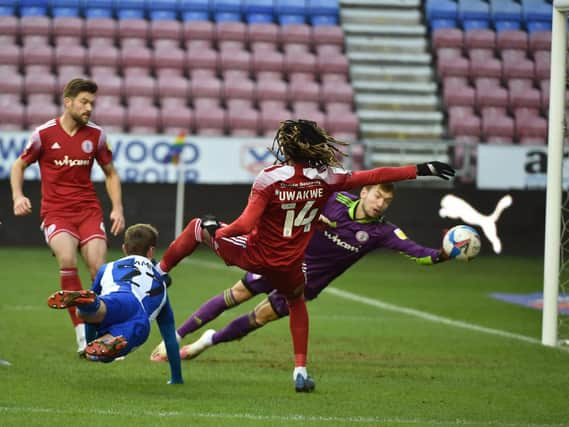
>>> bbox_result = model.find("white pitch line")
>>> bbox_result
[185,259,544,346]
[0,406,564,427]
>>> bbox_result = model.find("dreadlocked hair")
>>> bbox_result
[270,119,349,168]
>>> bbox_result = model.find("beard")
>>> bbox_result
[71,111,90,126]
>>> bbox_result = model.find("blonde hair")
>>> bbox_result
[270,119,349,168]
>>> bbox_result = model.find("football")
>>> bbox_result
[443,225,481,261]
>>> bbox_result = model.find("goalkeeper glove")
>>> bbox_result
[416,161,455,180]
[201,214,221,238]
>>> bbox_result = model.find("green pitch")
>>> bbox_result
[0,247,567,427]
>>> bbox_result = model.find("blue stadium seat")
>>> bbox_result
[51,0,81,17]
[180,0,209,21]
[148,0,178,20]
[425,0,457,26]
[0,0,16,15]
[20,0,49,16]
[244,0,274,23]
[307,0,339,26]
[430,19,458,30]
[213,0,242,22]
[458,0,490,31]
[85,0,114,19]
[275,0,306,25]
[490,0,522,32]
[522,1,552,32]
[116,0,146,20]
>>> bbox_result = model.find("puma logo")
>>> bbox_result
[439,194,513,254]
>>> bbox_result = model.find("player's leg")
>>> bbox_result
[46,225,86,352]
[179,292,285,360]
[77,211,107,280]
[150,276,259,362]
[156,218,205,274]
[268,266,315,393]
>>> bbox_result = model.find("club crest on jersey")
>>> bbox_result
[355,230,369,243]
[81,139,93,153]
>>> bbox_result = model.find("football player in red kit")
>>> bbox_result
[154,119,454,392]
[10,78,124,354]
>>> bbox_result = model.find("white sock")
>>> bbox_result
[75,324,86,351]
[293,366,308,380]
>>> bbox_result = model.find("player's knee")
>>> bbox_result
[231,281,253,303]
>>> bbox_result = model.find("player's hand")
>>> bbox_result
[109,208,125,236]
[13,195,32,216]
[416,161,455,180]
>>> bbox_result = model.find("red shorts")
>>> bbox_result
[41,209,106,247]
[215,235,305,297]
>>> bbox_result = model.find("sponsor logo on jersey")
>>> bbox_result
[394,228,408,240]
[51,142,61,149]
[277,187,324,202]
[81,140,93,153]
[355,230,369,243]
[324,230,359,253]
[53,155,90,167]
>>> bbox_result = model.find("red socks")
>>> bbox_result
[60,267,83,327]
[288,297,309,367]
[160,218,201,272]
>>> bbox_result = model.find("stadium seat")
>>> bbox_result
[0,44,20,68]
[307,0,339,26]
[509,84,541,111]
[223,76,255,103]
[0,72,23,97]
[437,56,470,79]
[93,74,123,97]
[120,45,152,69]
[219,48,251,74]
[252,49,284,78]
[128,104,161,134]
[280,23,312,47]
[212,0,243,22]
[153,46,186,74]
[475,83,508,111]
[256,79,288,103]
[186,47,219,73]
[116,0,146,20]
[124,75,156,103]
[0,15,18,38]
[216,21,248,50]
[244,0,274,24]
[190,76,222,105]
[118,18,149,41]
[248,22,279,47]
[458,0,490,30]
[443,83,475,108]
[288,79,320,104]
[490,0,522,32]
[324,110,359,141]
[194,105,227,135]
[522,0,552,32]
[466,48,494,61]
[0,103,25,130]
[26,102,59,129]
[312,25,344,47]
[502,56,535,80]
[496,30,528,51]
[52,16,83,43]
[516,113,547,144]
[55,44,86,67]
[449,111,481,139]
[20,15,51,37]
[320,80,354,106]
[148,0,179,21]
[157,74,189,100]
[96,94,121,108]
[183,20,215,49]
[482,114,514,143]
[93,105,126,133]
[425,0,458,25]
[20,0,49,17]
[316,52,349,76]
[528,31,551,52]
[275,0,307,25]
[284,50,316,77]
[533,50,550,81]
[259,105,292,136]
[228,106,260,136]
[88,44,119,73]
[432,28,464,50]
[464,29,495,50]
[469,56,502,80]
[22,44,54,68]
[150,19,182,43]
[85,18,116,46]
[161,105,194,134]
[293,102,324,124]
[180,0,210,21]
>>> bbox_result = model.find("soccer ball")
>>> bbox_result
[443,225,481,261]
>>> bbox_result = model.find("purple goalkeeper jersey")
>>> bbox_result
[243,191,442,304]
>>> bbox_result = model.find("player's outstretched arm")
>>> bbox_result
[10,158,32,216]
[416,161,455,180]
[157,298,183,384]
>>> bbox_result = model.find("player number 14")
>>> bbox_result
[281,201,318,237]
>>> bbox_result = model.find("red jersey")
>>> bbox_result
[20,118,112,217]
[216,163,417,269]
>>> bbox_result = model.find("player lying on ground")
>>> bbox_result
[152,119,454,392]
[47,223,183,384]
[150,182,452,365]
